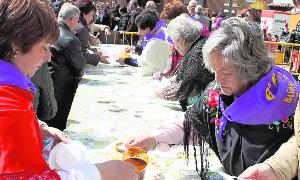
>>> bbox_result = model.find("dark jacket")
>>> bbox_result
[48,21,85,130]
[118,13,130,31]
[126,11,138,32]
[50,21,85,81]
[95,11,112,28]
[75,17,100,66]
[30,63,57,121]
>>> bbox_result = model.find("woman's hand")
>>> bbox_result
[238,163,278,180]
[152,71,164,80]
[96,160,139,180]
[40,125,70,145]
[95,51,110,64]
[104,28,110,36]
[124,45,135,53]
[125,136,156,152]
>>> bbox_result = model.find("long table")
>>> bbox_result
[67,44,229,179]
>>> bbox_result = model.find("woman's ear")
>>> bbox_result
[11,43,18,52]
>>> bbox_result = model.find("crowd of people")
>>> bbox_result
[1,0,300,179]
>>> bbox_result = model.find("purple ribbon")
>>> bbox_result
[217,66,300,141]
[142,25,172,49]
[0,60,36,93]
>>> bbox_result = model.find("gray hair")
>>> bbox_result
[202,17,273,84]
[195,5,203,14]
[96,2,105,9]
[58,3,80,20]
[167,14,203,43]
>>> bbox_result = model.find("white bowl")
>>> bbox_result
[48,140,89,170]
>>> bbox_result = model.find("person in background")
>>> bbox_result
[288,21,300,72]
[76,1,109,66]
[30,63,57,122]
[211,11,225,31]
[118,6,130,31]
[49,3,86,131]
[110,1,120,30]
[145,0,157,12]
[95,2,112,28]
[194,5,210,36]
[194,5,210,28]
[155,14,214,111]
[246,8,261,24]
[0,1,139,179]
[160,0,188,23]
[187,0,197,18]
[126,0,140,45]
[158,0,187,77]
[125,10,170,55]
[120,11,171,67]
[145,0,165,28]
[126,17,299,179]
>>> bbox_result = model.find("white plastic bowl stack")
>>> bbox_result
[48,140,89,171]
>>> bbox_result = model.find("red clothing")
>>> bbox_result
[0,85,59,179]
[169,46,183,76]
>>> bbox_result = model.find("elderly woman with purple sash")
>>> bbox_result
[126,17,300,179]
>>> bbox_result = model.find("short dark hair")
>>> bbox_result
[135,11,157,30]
[119,6,127,14]
[79,1,96,16]
[0,0,59,61]
[246,8,261,23]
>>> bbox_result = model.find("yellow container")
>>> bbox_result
[122,147,148,173]
[119,51,131,59]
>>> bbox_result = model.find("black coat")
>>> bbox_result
[126,11,138,32]
[48,21,85,130]
[118,13,130,31]
[50,21,85,80]
[95,12,112,28]
[75,21,100,66]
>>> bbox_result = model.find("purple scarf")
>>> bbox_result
[142,25,172,49]
[218,66,300,140]
[0,60,36,93]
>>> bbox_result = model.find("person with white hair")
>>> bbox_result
[187,0,197,18]
[125,17,299,179]
[155,14,214,111]
[145,0,157,12]
[194,5,210,29]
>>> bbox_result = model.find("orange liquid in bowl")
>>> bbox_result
[122,147,148,173]
[125,158,147,172]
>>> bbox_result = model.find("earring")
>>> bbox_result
[14,50,19,58]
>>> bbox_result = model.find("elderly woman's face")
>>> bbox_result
[210,51,247,97]
[12,39,51,77]
[173,38,187,56]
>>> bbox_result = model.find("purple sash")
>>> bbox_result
[218,66,300,140]
[0,60,36,93]
[142,26,172,49]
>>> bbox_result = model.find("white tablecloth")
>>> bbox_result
[67,45,229,179]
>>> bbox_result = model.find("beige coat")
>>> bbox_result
[264,101,300,179]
